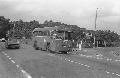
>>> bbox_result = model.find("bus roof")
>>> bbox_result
[33,26,72,32]
[33,27,57,32]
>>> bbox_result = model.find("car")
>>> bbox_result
[5,39,20,49]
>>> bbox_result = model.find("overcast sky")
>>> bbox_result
[0,0,120,34]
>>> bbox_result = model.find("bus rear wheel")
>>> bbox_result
[35,47,39,50]
[33,41,39,50]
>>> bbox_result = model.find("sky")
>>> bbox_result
[0,0,120,34]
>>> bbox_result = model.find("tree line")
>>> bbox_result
[0,16,120,47]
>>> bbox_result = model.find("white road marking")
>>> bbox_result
[4,53,7,55]
[96,57,100,60]
[7,56,10,58]
[55,53,120,78]
[106,71,110,74]
[65,54,120,78]
[64,58,67,60]
[82,55,86,57]
[2,51,32,78]
[68,60,71,61]
[8,57,12,60]
[97,57,103,60]
[117,74,120,77]
[81,64,84,66]
[106,71,120,77]
[115,59,120,62]
[3,52,7,55]
[80,54,83,56]
[65,58,120,78]
[87,55,92,58]
[112,72,115,75]
[87,65,90,68]
[116,73,120,76]
[106,58,110,61]
[16,65,20,68]
[41,76,46,78]
[21,70,32,78]
[84,65,89,67]
[75,62,78,64]
[11,60,15,63]
[108,58,112,61]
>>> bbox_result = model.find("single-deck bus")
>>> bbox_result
[32,26,74,54]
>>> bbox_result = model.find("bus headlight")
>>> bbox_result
[44,39,46,42]
[17,41,20,43]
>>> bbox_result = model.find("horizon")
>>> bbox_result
[0,0,120,34]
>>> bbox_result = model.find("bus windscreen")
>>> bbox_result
[33,31,50,36]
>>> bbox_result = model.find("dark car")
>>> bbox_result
[5,39,20,49]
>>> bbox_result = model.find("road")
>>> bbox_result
[2,44,95,78]
[0,43,120,78]
[0,45,29,78]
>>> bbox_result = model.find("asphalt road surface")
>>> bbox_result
[1,43,120,78]
[0,47,29,77]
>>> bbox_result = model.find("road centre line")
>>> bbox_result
[106,71,110,74]
[68,60,71,61]
[74,62,78,64]
[80,63,84,65]
[84,64,89,67]
[8,57,12,60]
[70,60,74,63]
[2,51,32,78]
[11,60,15,63]
[16,64,20,68]
[21,69,32,78]
[6,55,10,58]
[2,52,7,55]
[86,55,92,58]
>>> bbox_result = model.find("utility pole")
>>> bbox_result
[94,8,98,47]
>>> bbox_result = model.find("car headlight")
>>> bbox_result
[44,39,46,42]
[17,41,20,43]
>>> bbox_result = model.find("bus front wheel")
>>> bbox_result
[46,42,50,51]
[33,41,39,50]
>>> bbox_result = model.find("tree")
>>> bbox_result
[0,16,11,39]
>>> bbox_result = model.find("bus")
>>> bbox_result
[32,26,74,54]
